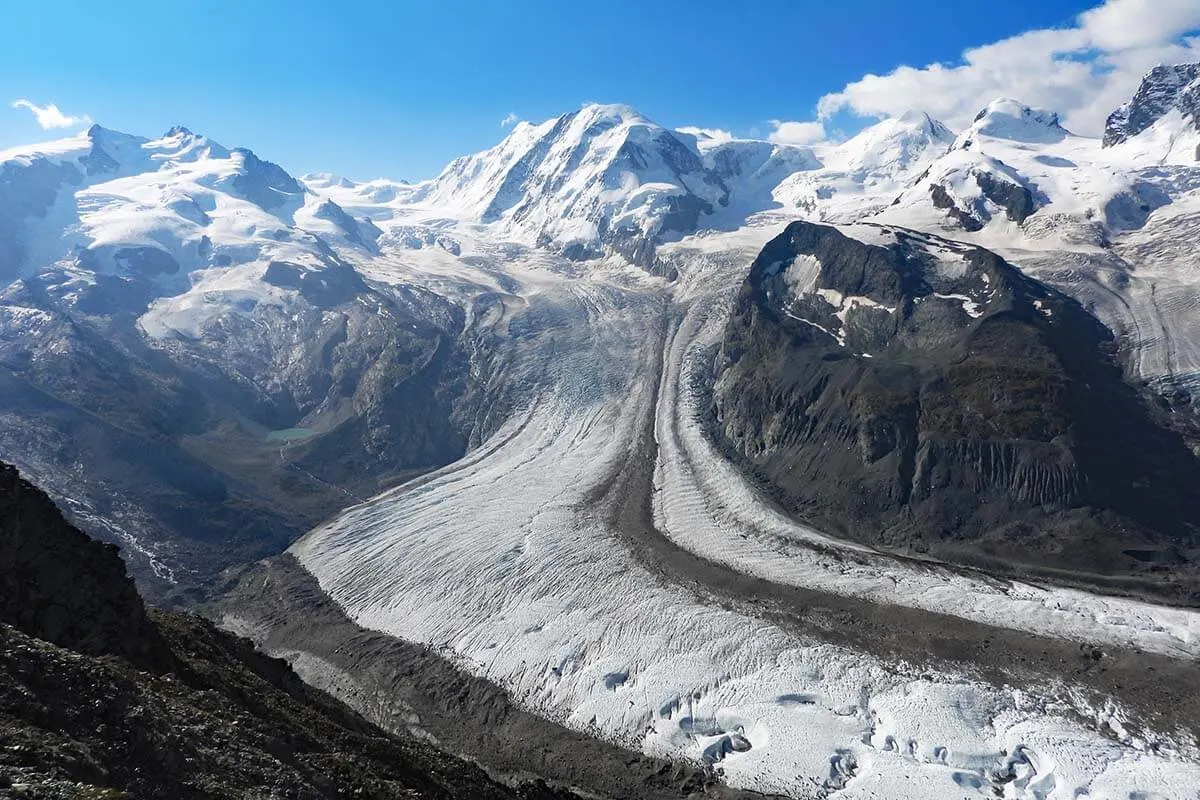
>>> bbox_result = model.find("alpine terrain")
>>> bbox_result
[4,62,1200,799]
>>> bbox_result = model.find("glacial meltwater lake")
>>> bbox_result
[265,427,316,443]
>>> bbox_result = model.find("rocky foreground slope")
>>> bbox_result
[710,221,1200,600]
[0,461,587,799]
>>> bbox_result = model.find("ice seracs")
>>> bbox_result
[694,136,820,223]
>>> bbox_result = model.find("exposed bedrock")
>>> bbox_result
[710,221,1200,600]
[0,462,168,668]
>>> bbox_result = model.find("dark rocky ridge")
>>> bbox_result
[918,156,1039,232]
[217,555,781,800]
[0,463,167,669]
[0,461,585,799]
[1104,63,1200,148]
[710,221,1200,601]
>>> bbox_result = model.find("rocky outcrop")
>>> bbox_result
[0,619,583,799]
[229,147,305,210]
[912,150,1040,231]
[1104,64,1200,147]
[973,169,1036,223]
[710,221,1200,599]
[0,463,167,668]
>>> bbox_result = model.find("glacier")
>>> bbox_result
[6,68,1200,797]
[292,219,1200,797]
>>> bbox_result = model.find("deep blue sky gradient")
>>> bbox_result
[0,0,1100,179]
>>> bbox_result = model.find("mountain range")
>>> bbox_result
[4,63,1200,798]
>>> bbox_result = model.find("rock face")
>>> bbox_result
[0,463,167,667]
[922,155,1038,232]
[711,221,1200,598]
[0,461,581,799]
[1104,64,1200,147]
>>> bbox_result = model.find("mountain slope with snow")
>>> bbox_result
[770,110,955,221]
[403,104,730,272]
[0,124,515,599]
[1104,63,1200,149]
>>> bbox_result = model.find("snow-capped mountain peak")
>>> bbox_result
[1104,63,1200,148]
[79,124,153,174]
[569,101,652,128]
[84,122,144,147]
[957,98,1069,146]
[832,110,955,174]
[0,119,336,341]
[895,108,940,126]
[145,125,231,162]
[769,111,954,221]
[410,102,728,269]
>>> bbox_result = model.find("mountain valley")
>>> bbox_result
[4,62,1200,798]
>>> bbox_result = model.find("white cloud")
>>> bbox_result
[1080,0,1200,51]
[500,112,519,127]
[767,119,827,146]
[676,125,734,142]
[816,0,1200,137]
[11,98,91,129]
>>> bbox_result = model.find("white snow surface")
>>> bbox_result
[0,124,344,339]
[771,111,955,222]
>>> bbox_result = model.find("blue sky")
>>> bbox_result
[2,0,1195,180]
